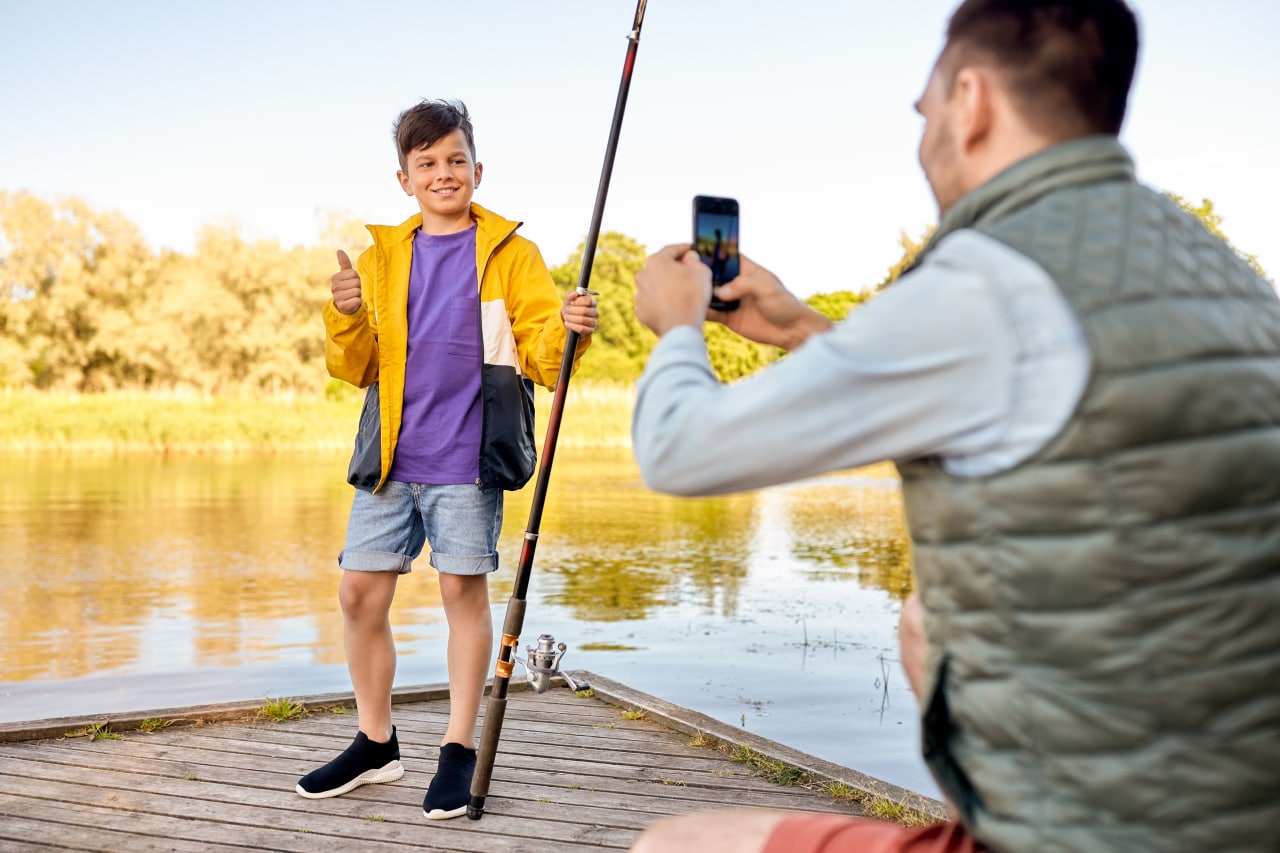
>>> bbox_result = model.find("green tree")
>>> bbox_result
[877,225,937,291]
[806,290,863,321]
[0,191,164,390]
[1165,192,1268,280]
[172,226,331,396]
[550,231,654,381]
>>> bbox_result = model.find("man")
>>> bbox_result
[629,1,1280,851]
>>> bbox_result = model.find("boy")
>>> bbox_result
[298,99,596,820]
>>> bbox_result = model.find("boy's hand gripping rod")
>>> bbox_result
[467,0,649,821]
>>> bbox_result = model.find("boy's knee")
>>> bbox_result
[438,571,488,599]
[338,571,396,619]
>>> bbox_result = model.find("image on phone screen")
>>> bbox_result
[693,196,739,286]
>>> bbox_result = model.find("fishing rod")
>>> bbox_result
[467,0,649,821]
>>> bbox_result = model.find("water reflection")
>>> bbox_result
[0,450,934,797]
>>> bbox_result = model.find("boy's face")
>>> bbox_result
[396,129,483,232]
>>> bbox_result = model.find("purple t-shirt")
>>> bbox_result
[386,225,483,485]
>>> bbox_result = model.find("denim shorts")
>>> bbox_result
[339,481,503,576]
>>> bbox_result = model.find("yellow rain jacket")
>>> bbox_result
[323,203,589,492]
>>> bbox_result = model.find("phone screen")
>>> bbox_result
[693,196,739,286]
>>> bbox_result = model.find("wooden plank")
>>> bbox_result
[576,670,948,821]
[0,681,517,745]
[0,771,635,851]
[5,736,833,816]
[0,804,253,852]
[0,674,942,850]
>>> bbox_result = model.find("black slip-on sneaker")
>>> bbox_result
[422,742,477,820]
[296,727,404,799]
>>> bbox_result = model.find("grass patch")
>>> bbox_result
[574,687,596,699]
[729,744,939,827]
[0,382,634,454]
[259,696,307,722]
[64,721,120,741]
[621,707,648,721]
[817,780,938,828]
[660,778,686,787]
[364,815,386,823]
[139,717,173,733]
[730,745,806,787]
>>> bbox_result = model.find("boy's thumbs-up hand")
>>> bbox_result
[331,250,362,315]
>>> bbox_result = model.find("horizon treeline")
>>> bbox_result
[0,191,865,397]
[0,189,1263,397]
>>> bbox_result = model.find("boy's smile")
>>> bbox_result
[397,129,482,234]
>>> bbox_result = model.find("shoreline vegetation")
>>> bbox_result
[0,381,635,454]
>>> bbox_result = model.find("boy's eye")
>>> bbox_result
[450,159,466,166]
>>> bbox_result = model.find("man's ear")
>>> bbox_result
[952,66,995,152]
[396,169,412,196]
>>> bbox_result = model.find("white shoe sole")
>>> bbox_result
[295,760,404,799]
[423,803,469,820]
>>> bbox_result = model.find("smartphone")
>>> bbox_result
[692,195,740,311]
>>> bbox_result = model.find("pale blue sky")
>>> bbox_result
[2,0,1276,296]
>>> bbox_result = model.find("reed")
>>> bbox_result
[0,382,635,454]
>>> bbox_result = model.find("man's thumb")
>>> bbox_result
[336,250,353,271]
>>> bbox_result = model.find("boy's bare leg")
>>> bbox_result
[898,591,927,702]
[437,572,493,748]
[339,569,399,742]
[631,810,786,853]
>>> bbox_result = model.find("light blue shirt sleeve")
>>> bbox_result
[632,230,1089,496]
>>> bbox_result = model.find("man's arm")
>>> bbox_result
[634,245,833,350]
[632,251,1018,496]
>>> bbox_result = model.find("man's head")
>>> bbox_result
[393,100,482,232]
[916,0,1139,215]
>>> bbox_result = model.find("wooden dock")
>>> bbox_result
[0,671,944,851]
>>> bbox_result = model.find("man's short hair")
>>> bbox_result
[393,99,476,171]
[942,0,1139,138]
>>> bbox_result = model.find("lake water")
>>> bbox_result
[0,449,938,798]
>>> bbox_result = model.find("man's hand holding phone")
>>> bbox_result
[706,254,833,351]
[634,244,711,337]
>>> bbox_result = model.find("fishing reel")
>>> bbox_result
[516,633,588,694]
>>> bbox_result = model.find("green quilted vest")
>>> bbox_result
[898,137,1280,852]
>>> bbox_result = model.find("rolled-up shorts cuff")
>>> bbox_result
[429,551,498,576]
[339,549,414,574]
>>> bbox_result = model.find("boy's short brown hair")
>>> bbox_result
[393,99,476,171]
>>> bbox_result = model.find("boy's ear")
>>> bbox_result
[396,169,412,196]
[473,161,483,189]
